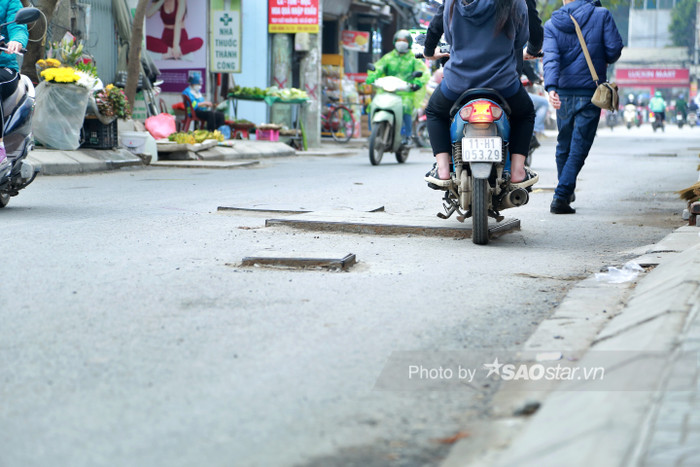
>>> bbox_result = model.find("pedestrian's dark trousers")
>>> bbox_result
[553,93,601,202]
[0,68,20,139]
[425,83,535,157]
[195,109,225,131]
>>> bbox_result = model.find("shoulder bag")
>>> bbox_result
[570,15,619,112]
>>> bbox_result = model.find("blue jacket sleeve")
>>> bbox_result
[542,23,560,92]
[602,10,623,64]
[6,0,28,47]
[514,1,529,51]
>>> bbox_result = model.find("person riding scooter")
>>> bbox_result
[366,30,429,146]
[648,90,667,126]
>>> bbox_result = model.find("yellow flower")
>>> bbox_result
[41,67,80,83]
[46,58,61,67]
[106,84,114,91]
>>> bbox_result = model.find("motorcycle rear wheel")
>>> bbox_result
[369,121,388,166]
[472,178,489,245]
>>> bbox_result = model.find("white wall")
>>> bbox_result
[231,3,270,125]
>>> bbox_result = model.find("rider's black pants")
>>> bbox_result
[0,68,19,139]
[426,83,535,157]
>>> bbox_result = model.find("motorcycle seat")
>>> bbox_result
[449,88,511,118]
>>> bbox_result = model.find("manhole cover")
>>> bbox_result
[239,253,357,271]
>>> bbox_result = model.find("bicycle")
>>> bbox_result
[321,97,356,143]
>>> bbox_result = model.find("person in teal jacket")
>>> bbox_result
[648,91,667,123]
[366,30,430,144]
[0,0,28,175]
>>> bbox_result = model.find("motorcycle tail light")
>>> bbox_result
[459,100,503,123]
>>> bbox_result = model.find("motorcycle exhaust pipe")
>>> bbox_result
[500,187,529,209]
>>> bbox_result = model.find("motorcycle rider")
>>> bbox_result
[366,30,430,146]
[648,90,667,124]
[675,93,688,122]
[0,0,28,179]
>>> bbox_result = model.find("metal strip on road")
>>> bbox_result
[239,253,357,271]
[264,211,520,239]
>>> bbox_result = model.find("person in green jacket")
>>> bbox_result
[674,94,688,121]
[366,30,430,144]
[648,91,667,123]
[0,0,28,175]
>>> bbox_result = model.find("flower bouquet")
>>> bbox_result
[94,84,131,120]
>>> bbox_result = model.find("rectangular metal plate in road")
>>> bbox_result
[151,160,261,169]
[218,205,385,215]
[264,211,520,239]
[239,253,357,271]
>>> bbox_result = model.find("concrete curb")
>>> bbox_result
[441,226,700,467]
[28,148,142,175]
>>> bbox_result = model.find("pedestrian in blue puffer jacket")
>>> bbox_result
[543,0,623,214]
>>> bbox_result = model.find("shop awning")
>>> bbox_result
[615,68,690,86]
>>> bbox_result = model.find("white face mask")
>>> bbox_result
[395,41,409,54]
[193,84,202,92]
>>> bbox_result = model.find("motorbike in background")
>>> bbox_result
[623,103,641,129]
[649,111,665,132]
[687,110,697,128]
[675,111,685,129]
[0,7,42,208]
[366,68,423,165]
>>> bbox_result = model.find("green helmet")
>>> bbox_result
[655,91,662,97]
[393,29,412,54]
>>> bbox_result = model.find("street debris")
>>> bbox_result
[513,400,541,416]
[434,431,470,444]
[595,261,644,283]
[535,352,563,362]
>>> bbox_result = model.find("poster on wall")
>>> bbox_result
[145,0,208,93]
[210,0,242,73]
[268,0,319,33]
[341,31,370,53]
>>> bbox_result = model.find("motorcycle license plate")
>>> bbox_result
[462,137,503,162]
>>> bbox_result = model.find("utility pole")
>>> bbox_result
[300,2,322,148]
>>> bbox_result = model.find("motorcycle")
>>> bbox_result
[649,111,664,132]
[675,111,685,129]
[367,68,423,165]
[432,88,531,245]
[0,7,42,208]
[623,103,638,129]
[605,110,618,130]
[687,111,697,128]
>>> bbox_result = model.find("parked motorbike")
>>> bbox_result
[432,89,530,245]
[366,68,423,165]
[649,111,664,132]
[0,7,42,208]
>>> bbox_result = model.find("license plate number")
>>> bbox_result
[462,137,503,162]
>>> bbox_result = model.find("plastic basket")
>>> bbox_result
[81,118,118,149]
[255,128,279,142]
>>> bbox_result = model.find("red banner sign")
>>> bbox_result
[615,68,690,86]
[269,0,319,33]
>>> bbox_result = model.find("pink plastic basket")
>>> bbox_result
[255,129,279,141]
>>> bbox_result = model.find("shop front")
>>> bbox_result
[615,68,691,103]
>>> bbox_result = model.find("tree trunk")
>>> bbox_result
[126,0,150,114]
[21,0,60,83]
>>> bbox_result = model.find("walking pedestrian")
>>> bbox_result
[543,0,623,214]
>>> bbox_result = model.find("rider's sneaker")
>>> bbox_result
[510,167,539,189]
[424,163,451,189]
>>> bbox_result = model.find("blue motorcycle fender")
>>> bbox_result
[470,162,493,179]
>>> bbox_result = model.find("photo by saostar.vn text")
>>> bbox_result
[407,358,605,383]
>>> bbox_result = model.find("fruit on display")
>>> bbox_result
[230,85,308,101]
[168,130,225,144]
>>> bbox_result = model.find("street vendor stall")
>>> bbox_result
[227,87,309,149]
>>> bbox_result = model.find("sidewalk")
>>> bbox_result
[27,138,361,176]
[441,223,700,466]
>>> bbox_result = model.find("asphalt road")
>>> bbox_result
[0,124,697,467]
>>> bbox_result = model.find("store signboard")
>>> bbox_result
[342,31,370,52]
[210,0,242,73]
[268,0,319,33]
[615,68,690,86]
